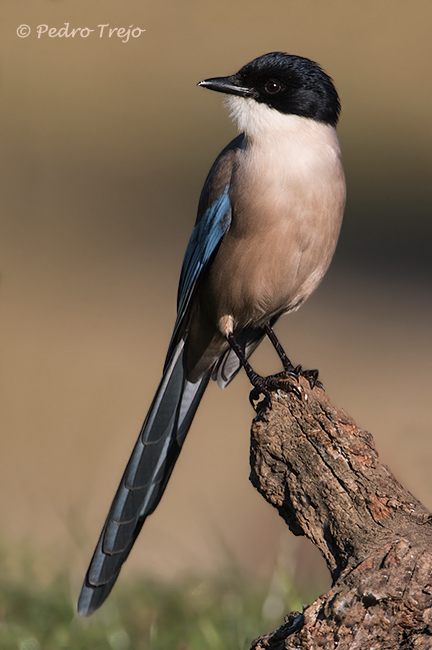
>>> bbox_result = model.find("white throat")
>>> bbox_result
[224,95,341,156]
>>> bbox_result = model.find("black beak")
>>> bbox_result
[198,75,255,98]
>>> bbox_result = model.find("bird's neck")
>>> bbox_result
[225,96,341,162]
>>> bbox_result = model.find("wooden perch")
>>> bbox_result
[249,377,432,650]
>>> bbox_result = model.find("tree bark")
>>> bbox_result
[249,377,432,650]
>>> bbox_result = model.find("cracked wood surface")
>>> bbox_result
[249,377,432,649]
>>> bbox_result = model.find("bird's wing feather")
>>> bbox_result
[176,183,232,329]
[165,135,244,364]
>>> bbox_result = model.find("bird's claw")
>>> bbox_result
[281,362,324,391]
[249,372,303,411]
[249,366,324,410]
[249,377,273,410]
[300,368,324,390]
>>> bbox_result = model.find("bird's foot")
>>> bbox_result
[289,365,324,390]
[249,371,303,411]
[278,359,324,391]
[249,368,323,411]
[300,368,323,390]
[247,372,273,410]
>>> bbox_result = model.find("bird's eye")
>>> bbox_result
[264,80,282,94]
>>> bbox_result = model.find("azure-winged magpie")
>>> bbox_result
[78,52,345,616]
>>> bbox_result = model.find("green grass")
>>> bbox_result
[0,544,306,650]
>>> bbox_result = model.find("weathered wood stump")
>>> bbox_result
[249,377,432,649]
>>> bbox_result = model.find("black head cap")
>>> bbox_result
[199,52,341,127]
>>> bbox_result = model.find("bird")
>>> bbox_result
[78,51,346,616]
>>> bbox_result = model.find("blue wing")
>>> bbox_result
[166,183,232,362]
[178,184,231,325]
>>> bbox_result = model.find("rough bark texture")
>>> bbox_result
[249,377,432,650]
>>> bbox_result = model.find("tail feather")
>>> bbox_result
[78,339,210,616]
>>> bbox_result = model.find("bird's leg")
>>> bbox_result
[264,323,323,390]
[226,333,272,406]
[226,332,301,409]
[263,323,301,376]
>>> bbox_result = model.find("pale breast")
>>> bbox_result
[203,119,346,330]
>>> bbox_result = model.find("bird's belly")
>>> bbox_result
[213,248,315,328]
[203,207,339,331]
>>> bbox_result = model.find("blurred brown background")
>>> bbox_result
[0,0,431,599]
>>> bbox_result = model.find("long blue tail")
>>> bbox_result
[78,339,210,616]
